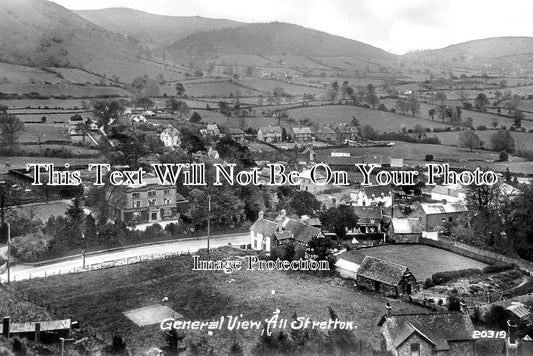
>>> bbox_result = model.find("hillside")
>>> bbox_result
[76,8,244,48]
[403,37,533,73]
[0,0,188,82]
[164,22,395,61]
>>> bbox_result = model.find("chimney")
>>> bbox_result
[385,302,392,317]
[3,317,10,338]
[508,320,519,344]
[278,209,287,232]
[442,199,447,205]
[258,211,264,220]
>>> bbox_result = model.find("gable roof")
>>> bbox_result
[280,218,322,244]
[380,313,475,351]
[250,219,278,236]
[259,126,282,134]
[363,185,392,197]
[419,202,468,215]
[357,256,412,286]
[353,206,382,220]
[291,127,313,135]
[316,127,336,134]
[391,218,423,234]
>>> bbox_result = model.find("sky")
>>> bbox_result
[50,0,533,54]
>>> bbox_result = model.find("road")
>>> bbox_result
[0,233,249,283]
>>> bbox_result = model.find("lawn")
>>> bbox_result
[12,247,424,354]
[356,245,488,281]
[12,201,74,222]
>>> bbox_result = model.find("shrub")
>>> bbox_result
[431,268,482,285]
[423,278,435,289]
[477,125,487,130]
[483,263,514,274]
[425,154,434,161]
[499,151,509,162]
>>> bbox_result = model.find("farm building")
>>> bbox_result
[430,184,467,203]
[356,256,416,297]
[378,312,475,356]
[1,316,73,343]
[351,206,383,235]
[315,126,336,141]
[388,218,423,243]
[408,202,468,232]
[334,251,365,280]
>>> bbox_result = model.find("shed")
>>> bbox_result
[356,256,416,297]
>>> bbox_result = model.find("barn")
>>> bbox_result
[356,256,417,297]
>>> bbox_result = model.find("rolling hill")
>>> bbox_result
[76,8,245,48]
[403,37,533,72]
[163,22,395,61]
[0,0,188,82]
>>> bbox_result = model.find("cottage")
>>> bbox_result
[299,168,329,194]
[335,124,359,142]
[257,126,282,143]
[356,256,416,297]
[351,185,393,207]
[408,202,468,232]
[249,210,324,252]
[351,206,382,234]
[388,218,423,243]
[378,312,475,356]
[229,128,246,143]
[206,124,220,136]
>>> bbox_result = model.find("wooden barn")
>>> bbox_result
[356,256,416,297]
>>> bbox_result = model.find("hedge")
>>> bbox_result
[431,268,482,285]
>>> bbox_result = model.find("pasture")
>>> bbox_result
[12,247,424,353]
[357,245,488,281]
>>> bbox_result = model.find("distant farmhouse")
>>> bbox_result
[159,125,181,148]
[257,126,282,143]
[290,127,314,143]
[351,185,393,207]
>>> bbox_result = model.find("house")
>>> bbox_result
[68,114,84,135]
[257,126,282,143]
[290,127,314,142]
[109,174,184,225]
[229,128,246,143]
[1,316,74,343]
[351,185,393,207]
[356,256,416,297]
[250,210,324,252]
[430,184,467,203]
[388,218,423,243]
[335,124,359,142]
[378,312,475,356]
[315,127,336,142]
[206,124,220,136]
[299,168,329,194]
[351,206,383,234]
[408,202,468,232]
[160,125,181,148]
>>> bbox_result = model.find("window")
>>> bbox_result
[132,200,141,208]
[163,197,172,205]
[449,217,453,222]
[132,192,140,199]
[163,209,172,217]
[164,189,171,195]
[132,212,141,220]
[148,190,156,197]
[410,343,420,356]
[148,199,157,207]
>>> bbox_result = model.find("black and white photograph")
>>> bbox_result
[0,0,533,355]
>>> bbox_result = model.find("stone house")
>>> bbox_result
[408,202,468,232]
[257,126,282,143]
[388,218,423,243]
[378,312,475,356]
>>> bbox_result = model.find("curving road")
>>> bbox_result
[0,233,250,283]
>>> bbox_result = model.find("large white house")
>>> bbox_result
[351,185,393,207]
[257,126,282,143]
[160,125,181,148]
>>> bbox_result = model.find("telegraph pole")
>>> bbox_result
[207,195,211,254]
[6,223,10,284]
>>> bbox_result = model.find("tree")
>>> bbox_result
[458,129,481,151]
[319,204,359,240]
[0,112,24,154]
[458,91,468,105]
[413,124,426,140]
[307,235,335,261]
[175,83,185,97]
[490,129,515,153]
[190,111,202,123]
[428,108,436,120]
[474,93,490,112]
[92,99,124,131]
[395,99,409,115]
[187,187,245,228]
[131,75,160,97]
[166,99,190,116]
[407,93,420,116]
[133,96,155,110]
[107,131,149,168]
[360,125,376,140]
[287,191,321,217]
[433,92,447,106]
[504,94,521,115]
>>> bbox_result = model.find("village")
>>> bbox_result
[0,0,533,355]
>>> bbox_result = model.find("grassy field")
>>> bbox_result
[0,83,131,97]
[434,130,533,151]
[12,247,424,354]
[12,201,73,222]
[283,105,450,132]
[237,78,327,97]
[356,245,488,281]
[19,123,70,142]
